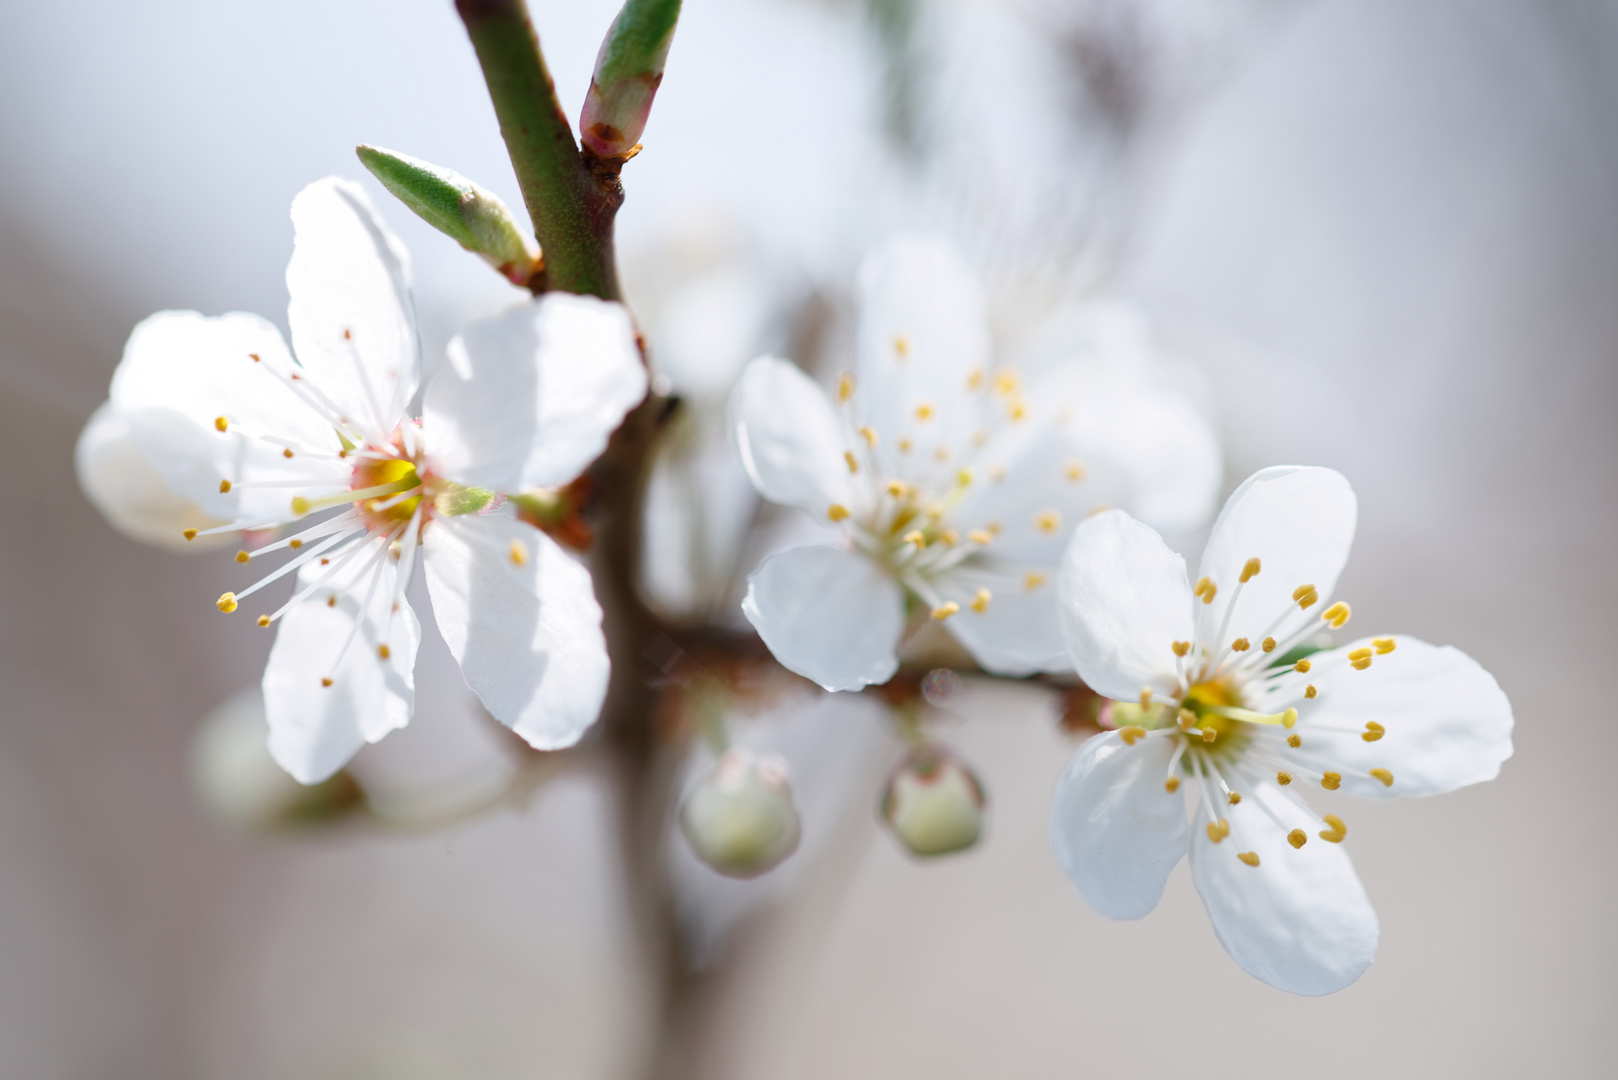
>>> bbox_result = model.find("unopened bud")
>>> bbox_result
[879,747,987,858]
[355,145,540,285]
[580,0,682,158]
[679,749,801,878]
[189,689,364,831]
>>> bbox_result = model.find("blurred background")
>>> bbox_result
[1,0,1615,1076]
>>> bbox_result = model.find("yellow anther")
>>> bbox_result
[1119,726,1148,746]
[326,595,336,607]
[1277,771,1293,786]
[1319,814,1347,843]
[320,677,333,688]
[966,368,984,391]
[1064,460,1087,482]
[924,503,944,522]
[1194,577,1218,603]
[1232,637,1251,652]
[1304,684,1317,699]
[1262,637,1276,653]
[1227,791,1242,806]
[827,503,851,522]
[931,601,960,621]
[1280,708,1298,729]
[219,479,232,494]
[509,539,528,567]
[886,480,909,498]
[1370,768,1394,787]
[971,429,989,447]
[215,592,238,614]
[933,446,950,462]
[898,438,913,454]
[1172,640,1191,657]
[956,468,974,488]
[235,550,250,564]
[837,372,855,402]
[1206,819,1230,843]
[282,448,295,459]
[1286,734,1301,749]
[1023,571,1047,591]
[914,402,935,421]
[859,426,878,448]
[940,529,959,546]
[182,528,199,541]
[967,529,993,545]
[987,521,1002,535]
[1321,601,1351,628]
[893,335,909,359]
[214,415,228,432]
[992,369,1020,396]
[1293,584,1319,609]
[1240,557,1262,583]
[1201,727,1218,744]
[1361,721,1385,743]
[902,530,926,548]
[290,496,311,516]
[1347,647,1374,671]
[989,466,1007,482]
[1287,829,1307,849]
[1034,509,1061,534]
[1165,777,1180,794]
[1139,688,1153,709]
[377,644,391,660]
[1373,637,1397,654]
[1008,399,1027,422]
[1177,708,1197,730]
[1237,851,1261,867]
[289,539,303,551]
[256,614,270,627]
[844,450,859,474]
[1320,772,1341,791]
[971,588,991,613]
[1294,658,1312,674]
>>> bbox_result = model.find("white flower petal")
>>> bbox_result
[74,402,230,550]
[729,356,856,518]
[286,178,420,435]
[263,541,420,784]
[1285,637,1513,799]
[741,544,903,692]
[107,310,343,519]
[1190,781,1379,995]
[1049,731,1189,920]
[1197,466,1357,649]
[853,236,989,476]
[426,294,647,492]
[1058,510,1192,701]
[423,517,609,750]
[937,562,1068,675]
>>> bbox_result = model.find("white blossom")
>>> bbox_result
[85,178,646,782]
[1050,465,1514,994]
[729,235,1220,691]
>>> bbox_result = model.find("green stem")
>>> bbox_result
[456,0,622,299]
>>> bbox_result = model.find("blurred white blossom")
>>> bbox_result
[1050,465,1514,994]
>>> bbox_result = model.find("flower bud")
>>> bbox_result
[879,747,987,858]
[679,749,801,878]
[580,0,681,158]
[190,689,364,831]
[355,145,540,284]
[75,402,230,551]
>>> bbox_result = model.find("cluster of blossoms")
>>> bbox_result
[76,183,1513,996]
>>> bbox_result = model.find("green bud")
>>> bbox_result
[581,0,681,158]
[879,747,987,858]
[355,145,540,284]
[680,750,801,878]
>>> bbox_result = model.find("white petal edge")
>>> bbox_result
[939,562,1069,676]
[1050,731,1190,920]
[286,177,420,437]
[426,294,647,492]
[263,542,421,784]
[1197,466,1357,649]
[741,544,903,692]
[423,516,609,750]
[1058,510,1193,702]
[1190,781,1379,996]
[1287,636,1513,799]
[74,402,231,550]
[729,356,856,517]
